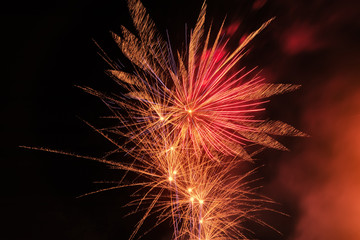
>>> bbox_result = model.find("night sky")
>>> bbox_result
[3,0,360,239]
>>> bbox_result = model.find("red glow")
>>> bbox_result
[200,47,226,64]
[252,0,267,10]
[239,33,249,45]
[223,21,241,36]
[282,23,322,55]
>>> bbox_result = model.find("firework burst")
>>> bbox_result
[87,0,306,161]
[27,0,306,239]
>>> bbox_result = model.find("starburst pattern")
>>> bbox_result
[30,0,307,239]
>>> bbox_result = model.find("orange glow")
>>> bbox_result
[271,79,360,240]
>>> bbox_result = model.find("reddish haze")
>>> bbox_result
[273,77,360,240]
[266,1,360,238]
[223,21,241,36]
[252,0,267,10]
[282,23,323,55]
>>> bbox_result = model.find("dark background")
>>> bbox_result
[3,0,360,239]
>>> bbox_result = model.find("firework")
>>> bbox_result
[26,0,306,239]
[87,0,306,161]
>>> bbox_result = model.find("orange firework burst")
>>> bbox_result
[85,0,306,161]
[26,0,306,239]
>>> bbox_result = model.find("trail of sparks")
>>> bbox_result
[31,0,307,239]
